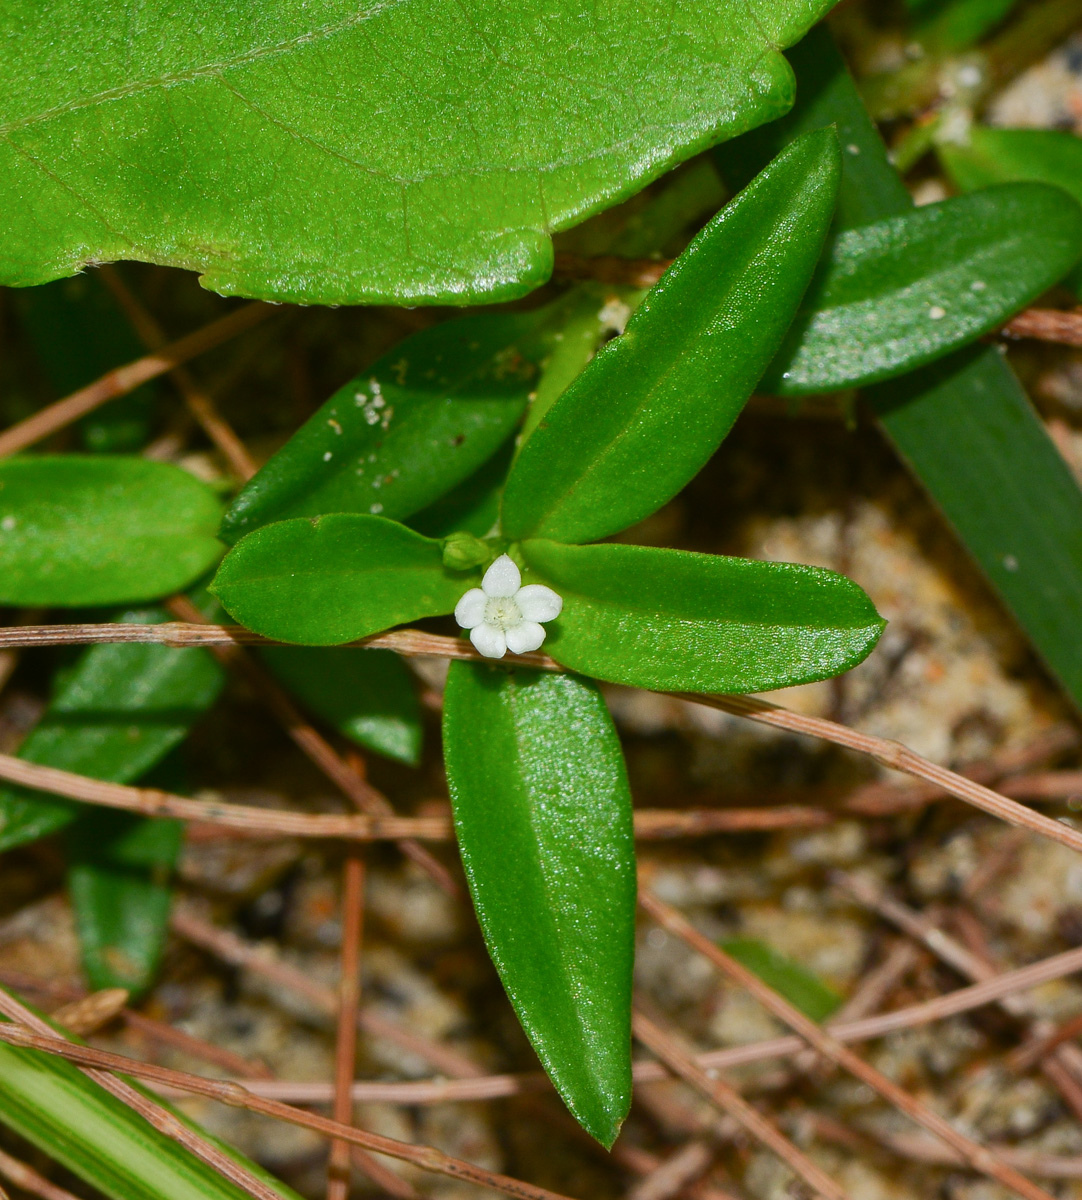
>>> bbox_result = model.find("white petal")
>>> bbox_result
[481,553,520,598]
[470,623,507,659]
[515,584,562,623]
[504,621,546,655]
[454,588,487,629]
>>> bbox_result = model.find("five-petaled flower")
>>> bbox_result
[454,554,562,659]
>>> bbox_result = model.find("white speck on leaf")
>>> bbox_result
[1,516,15,532]
[454,554,563,659]
[323,451,333,461]
[929,305,946,320]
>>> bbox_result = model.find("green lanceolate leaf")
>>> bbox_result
[0,457,223,606]
[67,811,183,993]
[0,0,834,305]
[522,540,884,694]
[261,646,422,766]
[221,306,564,544]
[761,182,1082,395]
[722,26,1082,712]
[0,609,225,851]
[938,125,1082,295]
[720,940,843,1021]
[0,1017,300,1200]
[212,514,471,644]
[443,663,635,1146]
[501,129,841,545]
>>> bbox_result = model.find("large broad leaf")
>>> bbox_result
[760,183,1082,396]
[0,0,836,305]
[67,811,183,993]
[221,305,566,544]
[938,126,1082,296]
[720,27,1082,712]
[0,457,222,606]
[261,646,422,766]
[522,540,884,694]
[0,1015,300,1200]
[443,663,635,1146]
[211,514,472,644]
[501,129,841,546]
[0,609,225,851]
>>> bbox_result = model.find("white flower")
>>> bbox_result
[454,554,562,659]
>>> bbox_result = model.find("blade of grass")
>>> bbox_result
[719,25,1082,713]
[0,987,300,1200]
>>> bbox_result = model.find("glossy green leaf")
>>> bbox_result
[501,130,841,545]
[67,811,182,993]
[938,125,1082,295]
[720,939,842,1022]
[261,646,422,766]
[0,1014,300,1200]
[762,184,1082,395]
[0,609,225,851]
[0,0,834,305]
[221,306,564,544]
[212,514,471,645]
[722,27,1082,712]
[0,457,223,606]
[522,540,884,694]
[443,663,634,1146]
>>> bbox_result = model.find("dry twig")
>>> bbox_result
[639,887,1056,1200]
[632,1010,849,1200]
[2,623,1081,861]
[166,595,459,895]
[0,1147,82,1200]
[0,303,273,457]
[98,266,258,479]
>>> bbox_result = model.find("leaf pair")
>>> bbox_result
[212,130,887,1147]
[214,130,885,695]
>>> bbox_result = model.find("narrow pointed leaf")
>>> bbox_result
[938,125,1082,295]
[720,940,842,1021]
[501,129,841,545]
[443,663,634,1146]
[0,1019,300,1200]
[522,540,884,694]
[0,609,225,851]
[761,183,1082,396]
[0,0,833,305]
[261,646,422,765]
[67,812,183,992]
[221,306,564,544]
[211,514,471,645]
[0,457,222,606]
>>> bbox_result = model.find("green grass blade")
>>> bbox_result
[0,1023,301,1200]
[720,26,1082,712]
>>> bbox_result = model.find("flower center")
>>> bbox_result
[484,595,522,630]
